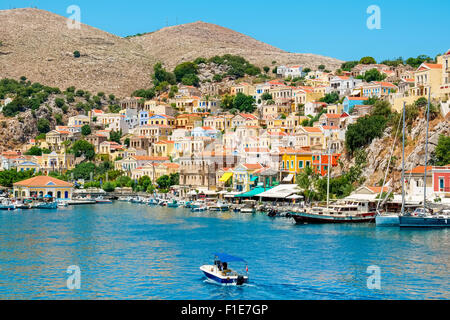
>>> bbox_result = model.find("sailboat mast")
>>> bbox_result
[423,90,431,211]
[401,102,406,215]
[327,140,331,211]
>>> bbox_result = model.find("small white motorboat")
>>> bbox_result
[208,201,230,212]
[200,253,249,286]
[95,196,112,204]
[191,205,207,212]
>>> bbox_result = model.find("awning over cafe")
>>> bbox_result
[219,172,233,183]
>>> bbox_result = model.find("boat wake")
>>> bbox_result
[202,278,254,287]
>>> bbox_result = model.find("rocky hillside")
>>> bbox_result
[0,8,342,97]
[0,8,155,96]
[340,113,450,192]
[129,21,343,70]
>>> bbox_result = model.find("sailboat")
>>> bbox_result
[376,102,405,226]
[292,144,376,224]
[399,92,450,228]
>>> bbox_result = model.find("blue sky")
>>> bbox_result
[2,0,449,62]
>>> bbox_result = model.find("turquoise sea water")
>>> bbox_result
[0,202,448,300]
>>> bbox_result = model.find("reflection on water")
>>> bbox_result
[0,202,449,300]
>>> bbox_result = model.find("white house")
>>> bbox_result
[327,76,363,96]
[277,65,303,78]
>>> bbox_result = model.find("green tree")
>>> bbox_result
[25,146,43,156]
[81,125,91,136]
[54,98,65,108]
[319,92,339,104]
[156,175,171,189]
[405,55,433,68]
[181,74,200,87]
[152,62,176,86]
[261,92,273,101]
[221,94,234,110]
[359,56,376,64]
[70,140,95,160]
[102,181,116,192]
[73,51,81,58]
[432,135,450,166]
[361,68,387,82]
[109,130,122,144]
[318,65,326,70]
[174,62,198,82]
[370,100,392,118]
[263,66,270,73]
[341,61,358,72]
[37,118,51,133]
[345,115,387,153]
[233,93,256,113]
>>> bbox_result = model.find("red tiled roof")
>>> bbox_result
[243,163,264,170]
[13,176,73,188]
[405,166,433,174]
[301,127,322,133]
[367,186,389,194]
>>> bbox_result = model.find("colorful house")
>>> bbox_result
[13,176,73,199]
[343,96,369,114]
[232,163,264,192]
[312,153,341,176]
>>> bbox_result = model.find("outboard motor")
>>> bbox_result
[236,275,245,286]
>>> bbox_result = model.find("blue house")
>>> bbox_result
[139,111,149,126]
[343,97,369,114]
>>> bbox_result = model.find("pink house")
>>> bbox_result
[432,165,450,197]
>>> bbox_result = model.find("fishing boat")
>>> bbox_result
[57,200,69,208]
[34,201,58,209]
[190,200,204,209]
[0,199,16,211]
[95,196,112,204]
[200,253,249,286]
[399,207,450,228]
[167,200,179,208]
[191,205,207,212]
[208,201,230,212]
[292,203,376,224]
[130,196,145,203]
[117,196,130,202]
[239,200,256,214]
[148,198,159,206]
[67,199,97,205]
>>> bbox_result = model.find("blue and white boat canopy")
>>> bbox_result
[214,253,246,263]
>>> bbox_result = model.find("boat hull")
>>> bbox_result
[0,206,15,211]
[376,215,399,226]
[399,216,450,228]
[34,202,58,209]
[200,266,248,285]
[292,212,376,224]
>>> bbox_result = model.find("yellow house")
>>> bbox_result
[152,140,175,157]
[16,161,40,173]
[33,152,75,174]
[439,50,450,100]
[148,114,176,127]
[279,147,314,183]
[411,62,442,97]
[230,83,256,97]
[13,176,74,199]
[326,104,343,114]
[295,127,325,148]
